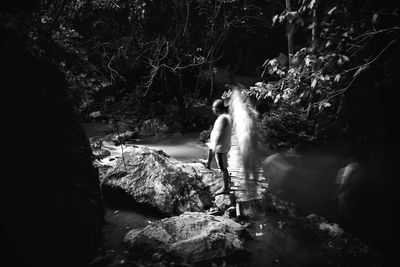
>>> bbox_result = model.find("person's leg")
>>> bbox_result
[206,149,214,168]
[215,153,231,195]
[200,149,214,169]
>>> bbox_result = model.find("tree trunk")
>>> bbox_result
[286,0,294,65]
[209,58,215,99]
[176,73,186,115]
[312,0,325,52]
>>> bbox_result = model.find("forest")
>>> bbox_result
[2,0,400,147]
[1,0,399,267]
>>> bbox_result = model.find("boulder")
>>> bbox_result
[185,163,224,193]
[214,194,234,210]
[124,212,250,264]
[100,146,213,216]
[93,148,111,160]
[2,30,104,267]
[111,130,137,145]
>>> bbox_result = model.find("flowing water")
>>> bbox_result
[84,122,353,263]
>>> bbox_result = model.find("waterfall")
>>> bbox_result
[229,88,260,181]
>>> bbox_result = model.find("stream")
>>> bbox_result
[84,122,360,265]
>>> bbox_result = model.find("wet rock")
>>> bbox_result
[90,136,105,149]
[93,148,111,160]
[214,194,234,210]
[223,206,237,219]
[186,162,224,193]
[124,212,250,264]
[100,147,213,216]
[112,130,138,145]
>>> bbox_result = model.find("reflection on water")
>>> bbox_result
[84,122,349,220]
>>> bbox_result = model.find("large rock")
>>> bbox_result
[124,212,250,264]
[2,29,104,267]
[100,146,213,215]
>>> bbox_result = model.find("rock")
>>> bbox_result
[2,30,104,267]
[93,148,111,160]
[186,162,223,193]
[89,136,105,149]
[112,130,137,145]
[223,206,237,219]
[214,194,234,210]
[101,146,213,216]
[124,212,250,264]
[89,111,103,119]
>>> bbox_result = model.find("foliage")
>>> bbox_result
[3,0,399,144]
[243,0,400,149]
[199,127,212,144]
[260,107,315,150]
[32,0,273,128]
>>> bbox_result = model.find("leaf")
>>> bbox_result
[272,15,279,24]
[353,65,368,78]
[325,41,332,48]
[101,81,112,87]
[311,79,317,88]
[309,0,317,9]
[305,56,312,66]
[342,55,350,62]
[327,6,337,16]
[334,74,341,82]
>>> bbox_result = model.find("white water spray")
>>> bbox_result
[229,88,260,181]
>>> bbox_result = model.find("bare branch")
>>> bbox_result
[107,55,123,82]
[340,37,399,75]
[182,0,190,36]
[311,37,399,107]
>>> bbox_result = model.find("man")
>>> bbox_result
[201,99,232,195]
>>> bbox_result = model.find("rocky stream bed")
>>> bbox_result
[88,140,383,267]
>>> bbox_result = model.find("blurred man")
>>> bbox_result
[201,99,232,195]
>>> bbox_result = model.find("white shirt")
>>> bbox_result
[208,113,232,153]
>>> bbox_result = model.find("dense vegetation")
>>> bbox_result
[1,0,399,148]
